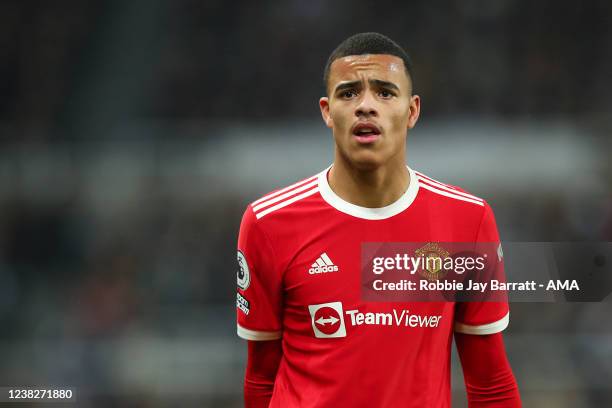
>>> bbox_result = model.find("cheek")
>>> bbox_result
[389,106,411,130]
[330,108,351,131]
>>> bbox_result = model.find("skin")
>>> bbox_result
[319,54,420,208]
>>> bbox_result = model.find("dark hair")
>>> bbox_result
[323,32,414,92]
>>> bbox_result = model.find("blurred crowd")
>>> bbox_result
[1,0,611,142]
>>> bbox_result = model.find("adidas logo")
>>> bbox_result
[309,253,339,274]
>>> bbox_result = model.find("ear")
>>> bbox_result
[319,97,333,129]
[407,94,421,130]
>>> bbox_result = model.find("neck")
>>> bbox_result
[328,152,410,208]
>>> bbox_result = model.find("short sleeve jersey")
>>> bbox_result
[236,166,509,408]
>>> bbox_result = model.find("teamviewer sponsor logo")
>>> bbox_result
[308,302,346,338]
[309,302,442,338]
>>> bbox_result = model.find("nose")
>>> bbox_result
[355,90,378,118]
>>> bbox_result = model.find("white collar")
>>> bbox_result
[317,164,420,220]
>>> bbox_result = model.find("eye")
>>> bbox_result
[379,89,395,98]
[340,90,357,99]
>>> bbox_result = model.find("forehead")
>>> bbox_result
[328,54,409,87]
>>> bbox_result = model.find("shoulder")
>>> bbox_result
[414,169,489,211]
[246,171,322,221]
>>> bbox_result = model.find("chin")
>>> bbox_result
[344,150,386,171]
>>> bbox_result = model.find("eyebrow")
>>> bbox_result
[334,79,400,93]
[370,79,400,91]
[334,81,361,93]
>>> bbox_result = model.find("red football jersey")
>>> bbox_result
[236,166,509,408]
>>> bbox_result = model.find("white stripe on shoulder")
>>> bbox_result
[253,179,318,212]
[255,187,319,219]
[237,324,281,341]
[415,171,459,190]
[417,177,484,201]
[415,171,483,201]
[419,183,484,206]
[454,312,509,335]
[415,171,482,200]
[252,174,318,206]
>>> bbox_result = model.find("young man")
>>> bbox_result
[236,32,521,407]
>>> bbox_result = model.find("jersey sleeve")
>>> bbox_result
[454,202,510,335]
[236,205,283,341]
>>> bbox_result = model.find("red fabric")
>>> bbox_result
[455,332,521,407]
[237,167,510,407]
[244,339,283,408]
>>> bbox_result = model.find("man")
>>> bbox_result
[236,32,520,407]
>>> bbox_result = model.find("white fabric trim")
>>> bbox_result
[255,187,319,219]
[454,312,510,335]
[419,182,484,207]
[237,324,282,341]
[253,179,318,212]
[317,165,420,220]
[415,171,460,190]
[416,176,483,202]
[252,174,318,206]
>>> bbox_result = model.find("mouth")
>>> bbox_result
[352,122,381,144]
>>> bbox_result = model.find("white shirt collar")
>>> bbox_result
[317,164,420,220]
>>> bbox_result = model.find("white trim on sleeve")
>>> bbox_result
[454,312,509,335]
[237,324,282,341]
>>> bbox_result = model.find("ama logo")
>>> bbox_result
[308,302,346,338]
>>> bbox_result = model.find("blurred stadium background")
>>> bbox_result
[0,0,611,406]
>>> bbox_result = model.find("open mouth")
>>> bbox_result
[352,122,381,144]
